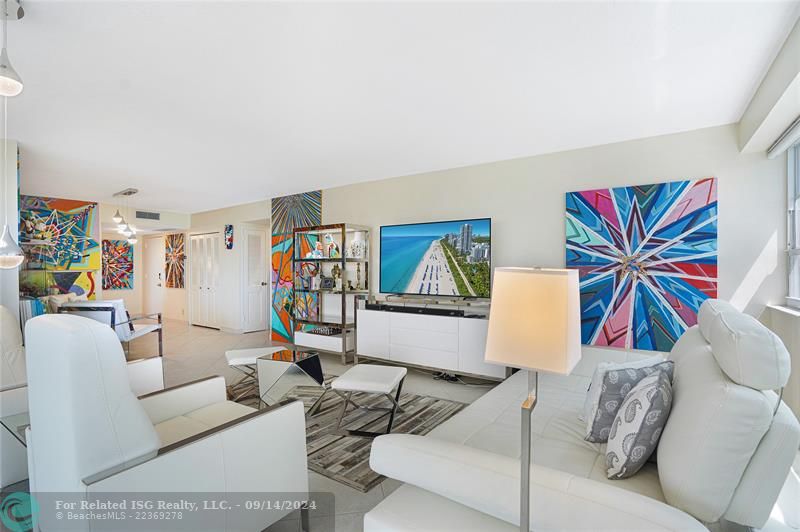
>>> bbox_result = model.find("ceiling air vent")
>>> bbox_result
[135,210,161,221]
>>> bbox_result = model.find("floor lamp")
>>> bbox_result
[484,267,582,532]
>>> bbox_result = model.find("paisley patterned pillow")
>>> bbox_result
[584,359,674,443]
[606,371,673,480]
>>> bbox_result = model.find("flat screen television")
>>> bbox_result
[380,218,491,298]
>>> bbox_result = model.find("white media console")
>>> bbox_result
[355,307,505,380]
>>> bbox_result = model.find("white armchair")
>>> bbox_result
[0,305,28,488]
[58,299,164,395]
[25,314,310,532]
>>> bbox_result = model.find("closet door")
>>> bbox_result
[206,234,220,328]
[190,235,204,326]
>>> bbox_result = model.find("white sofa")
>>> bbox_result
[25,314,310,531]
[367,300,800,531]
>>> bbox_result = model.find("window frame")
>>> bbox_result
[787,144,800,309]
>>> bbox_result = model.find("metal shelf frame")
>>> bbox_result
[291,223,370,364]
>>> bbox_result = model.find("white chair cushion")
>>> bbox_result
[708,309,790,390]
[0,305,26,388]
[332,364,407,394]
[129,323,161,341]
[154,401,254,447]
[225,347,287,367]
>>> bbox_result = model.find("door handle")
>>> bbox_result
[261,282,267,286]
[156,283,162,287]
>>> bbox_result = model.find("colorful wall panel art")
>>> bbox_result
[102,239,134,290]
[225,224,234,250]
[271,190,322,342]
[165,233,186,288]
[19,195,100,271]
[19,270,97,300]
[566,178,717,352]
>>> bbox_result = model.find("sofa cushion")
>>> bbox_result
[584,357,673,442]
[657,326,776,523]
[707,309,790,390]
[697,298,737,342]
[606,371,672,479]
[154,401,255,447]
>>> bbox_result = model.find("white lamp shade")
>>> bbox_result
[0,48,22,97]
[484,267,581,375]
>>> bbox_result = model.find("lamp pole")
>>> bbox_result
[520,369,538,532]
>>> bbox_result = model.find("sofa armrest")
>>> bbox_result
[0,383,28,416]
[370,434,706,532]
[138,376,226,424]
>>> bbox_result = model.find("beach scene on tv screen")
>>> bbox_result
[380,219,491,297]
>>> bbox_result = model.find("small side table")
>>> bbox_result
[257,347,325,410]
[1,411,29,447]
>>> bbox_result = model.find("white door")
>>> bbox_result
[243,227,268,332]
[189,233,220,328]
[143,236,165,315]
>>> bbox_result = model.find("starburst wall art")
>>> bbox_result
[566,178,717,351]
[102,239,134,290]
[165,233,186,288]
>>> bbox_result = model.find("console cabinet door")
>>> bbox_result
[356,310,390,359]
[458,318,506,379]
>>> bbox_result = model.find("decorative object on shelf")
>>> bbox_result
[164,233,185,288]
[320,276,335,290]
[307,241,324,259]
[332,263,342,290]
[347,280,355,291]
[307,326,342,336]
[271,190,323,343]
[484,267,582,532]
[346,233,366,259]
[101,239,134,290]
[566,178,718,351]
[356,263,362,290]
[224,224,234,250]
[19,195,100,271]
[300,262,318,290]
[324,233,340,258]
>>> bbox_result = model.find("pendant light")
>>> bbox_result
[112,209,123,224]
[0,95,22,268]
[0,1,21,97]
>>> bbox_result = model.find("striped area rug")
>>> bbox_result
[283,384,466,492]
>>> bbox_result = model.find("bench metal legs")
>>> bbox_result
[333,378,405,438]
[228,364,259,402]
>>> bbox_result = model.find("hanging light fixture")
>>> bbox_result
[0,1,22,97]
[0,0,22,268]
[112,209,123,224]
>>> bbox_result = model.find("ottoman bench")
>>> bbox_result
[330,364,407,437]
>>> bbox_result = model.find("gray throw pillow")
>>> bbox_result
[584,360,674,443]
[606,371,673,479]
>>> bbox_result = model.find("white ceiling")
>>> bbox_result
[9,1,800,213]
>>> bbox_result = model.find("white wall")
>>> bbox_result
[323,124,786,317]
[153,200,269,330]
[0,141,19,321]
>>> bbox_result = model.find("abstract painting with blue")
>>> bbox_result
[380,218,491,297]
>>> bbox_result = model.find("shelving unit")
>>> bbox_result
[291,223,370,364]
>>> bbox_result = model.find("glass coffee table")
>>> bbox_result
[1,411,30,447]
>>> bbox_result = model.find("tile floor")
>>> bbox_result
[127,319,498,532]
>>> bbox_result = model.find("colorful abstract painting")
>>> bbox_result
[165,233,186,288]
[271,191,322,342]
[19,270,97,300]
[18,195,100,271]
[102,239,134,290]
[225,224,234,250]
[566,178,717,352]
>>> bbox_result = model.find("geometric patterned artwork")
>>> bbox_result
[165,233,186,289]
[102,239,134,290]
[271,190,322,342]
[566,178,718,352]
[225,224,234,250]
[19,270,97,300]
[18,195,100,271]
